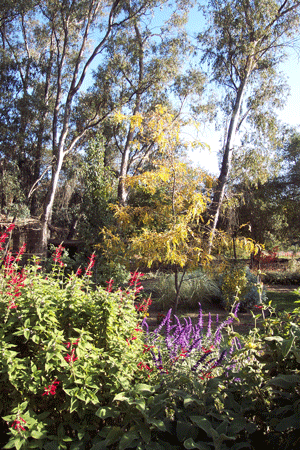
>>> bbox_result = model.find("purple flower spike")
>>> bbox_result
[213,349,227,368]
[207,312,212,337]
[153,308,172,337]
[233,302,240,317]
[191,351,212,372]
[141,317,149,334]
[198,303,203,330]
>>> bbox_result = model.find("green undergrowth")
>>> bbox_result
[2,227,300,450]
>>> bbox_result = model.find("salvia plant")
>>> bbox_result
[0,225,151,449]
[141,303,242,383]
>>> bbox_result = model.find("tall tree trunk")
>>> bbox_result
[39,152,64,259]
[207,77,249,254]
[117,22,143,205]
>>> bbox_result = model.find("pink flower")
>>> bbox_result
[8,300,17,309]
[15,243,26,262]
[64,339,79,349]
[42,379,60,396]
[0,232,8,243]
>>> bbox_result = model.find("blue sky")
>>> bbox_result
[152,4,300,174]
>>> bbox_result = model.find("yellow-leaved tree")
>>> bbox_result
[101,105,258,312]
[102,155,214,312]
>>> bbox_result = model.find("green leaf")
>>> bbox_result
[69,397,79,413]
[14,439,23,450]
[190,416,218,439]
[119,430,139,450]
[268,374,300,389]
[292,347,300,363]
[32,334,40,344]
[281,336,295,358]
[113,392,129,402]
[3,440,17,449]
[176,420,197,442]
[134,383,155,394]
[31,430,46,439]
[104,427,123,446]
[184,438,210,450]
[134,397,146,411]
[43,441,60,450]
[95,407,120,419]
[138,422,151,444]
[276,413,300,431]
[147,418,166,431]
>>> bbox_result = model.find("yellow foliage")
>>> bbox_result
[101,154,219,270]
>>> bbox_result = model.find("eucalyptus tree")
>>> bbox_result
[84,8,199,205]
[197,0,300,253]
[1,0,184,256]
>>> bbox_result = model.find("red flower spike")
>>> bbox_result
[15,243,26,262]
[53,244,65,267]
[8,301,17,309]
[11,416,26,432]
[42,379,60,396]
[64,349,78,363]
[85,253,96,276]
[7,223,16,233]
[143,345,155,354]
[106,278,114,292]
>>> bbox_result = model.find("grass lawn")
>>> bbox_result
[266,288,300,313]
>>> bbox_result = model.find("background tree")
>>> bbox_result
[1,0,180,255]
[85,12,202,205]
[197,0,300,253]
[220,128,300,252]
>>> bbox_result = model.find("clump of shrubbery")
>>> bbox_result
[1,224,300,450]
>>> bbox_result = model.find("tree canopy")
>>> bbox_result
[0,0,299,264]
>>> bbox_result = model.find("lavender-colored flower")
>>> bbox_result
[197,303,203,328]
[141,316,149,334]
[206,312,212,337]
[143,303,241,379]
[233,302,240,317]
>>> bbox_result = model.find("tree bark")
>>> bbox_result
[207,76,249,254]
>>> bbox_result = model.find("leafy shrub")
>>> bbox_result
[0,226,149,449]
[216,264,267,310]
[3,223,300,450]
